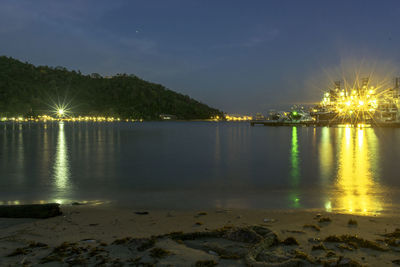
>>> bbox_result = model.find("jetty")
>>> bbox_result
[250,120,400,127]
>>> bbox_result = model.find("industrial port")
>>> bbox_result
[252,77,400,127]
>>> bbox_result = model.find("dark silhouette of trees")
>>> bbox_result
[0,56,223,120]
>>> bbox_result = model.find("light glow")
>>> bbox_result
[317,76,400,124]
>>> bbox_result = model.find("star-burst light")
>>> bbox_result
[318,74,399,124]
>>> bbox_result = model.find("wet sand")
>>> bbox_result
[1,205,400,266]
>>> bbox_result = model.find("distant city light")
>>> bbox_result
[57,109,65,117]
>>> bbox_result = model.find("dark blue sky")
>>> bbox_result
[1,0,400,113]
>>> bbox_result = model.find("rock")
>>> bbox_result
[195,260,218,267]
[7,247,27,257]
[149,247,172,259]
[281,237,299,246]
[0,203,62,218]
[326,250,336,257]
[134,211,149,215]
[129,238,156,251]
[65,255,86,265]
[348,219,358,226]
[224,227,262,243]
[251,226,275,238]
[393,259,400,265]
[303,224,320,231]
[81,239,97,243]
[263,218,276,223]
[256,251,291,263]
[324,234,388,251]
[318,217,332,223]
[208,250,218,255]
[384,228,400,238]
[311,244,326,251]
[338,257,363,267]
[28,241,48,248]
[308,237,322,244]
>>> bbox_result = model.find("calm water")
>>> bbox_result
[1,121,400,215]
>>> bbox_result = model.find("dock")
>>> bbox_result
[250,120,400,127]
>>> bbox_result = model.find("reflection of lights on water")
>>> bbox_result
[52,199,108,205]
[319,127,333,185]
[325,201,332,212]
[291,127,299,181]
[0,200,21,205]
[53,199,64,204]
[290,127,300,208]
[330,127,381,215]
[54,122,70,190]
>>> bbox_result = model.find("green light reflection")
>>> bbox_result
[289,126,300,208]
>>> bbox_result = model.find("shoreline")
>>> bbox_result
[1,205,400,266]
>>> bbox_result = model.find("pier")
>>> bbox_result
[250,120,400,127]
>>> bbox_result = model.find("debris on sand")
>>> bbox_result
[134,211,149,215]
[311,243,326,251]
[348,219,358,226]
[318,217,332,223]
[263,218,276,223]
[281,236,299,246]
[195,260,218,267]
[1,225,388,266]
[149,247,172,259]
[303,224,321,231]
[324,234,388,251]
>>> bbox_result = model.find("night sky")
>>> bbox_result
[1,0,400,114]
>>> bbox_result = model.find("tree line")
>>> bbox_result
[0,56,224,120]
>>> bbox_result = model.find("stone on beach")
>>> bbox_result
[0,203,62,219]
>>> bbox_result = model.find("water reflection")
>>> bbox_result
[16,124,25,184]
[53,122,70,191]
[319,127,333,185]
[289,127,300,207]
[0,122,394,211]
[327,126,382,215]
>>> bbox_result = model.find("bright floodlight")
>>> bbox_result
[57,109,65,116]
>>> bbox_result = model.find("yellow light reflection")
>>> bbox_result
[331,127,381,215]
[54,122,70,190]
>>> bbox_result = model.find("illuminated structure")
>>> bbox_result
[225,114,252,121]
[57,109,65,117]
[313,77,400,124]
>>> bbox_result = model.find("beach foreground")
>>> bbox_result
[1,205,400,266]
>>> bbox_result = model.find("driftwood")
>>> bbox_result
[0,203,62,218]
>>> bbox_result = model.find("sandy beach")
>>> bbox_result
[1,204,400,266]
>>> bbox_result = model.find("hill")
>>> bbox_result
[0,56,223,120]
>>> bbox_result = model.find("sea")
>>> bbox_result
[1,121,400,215]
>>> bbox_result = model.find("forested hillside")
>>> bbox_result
[0,56,223,120]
